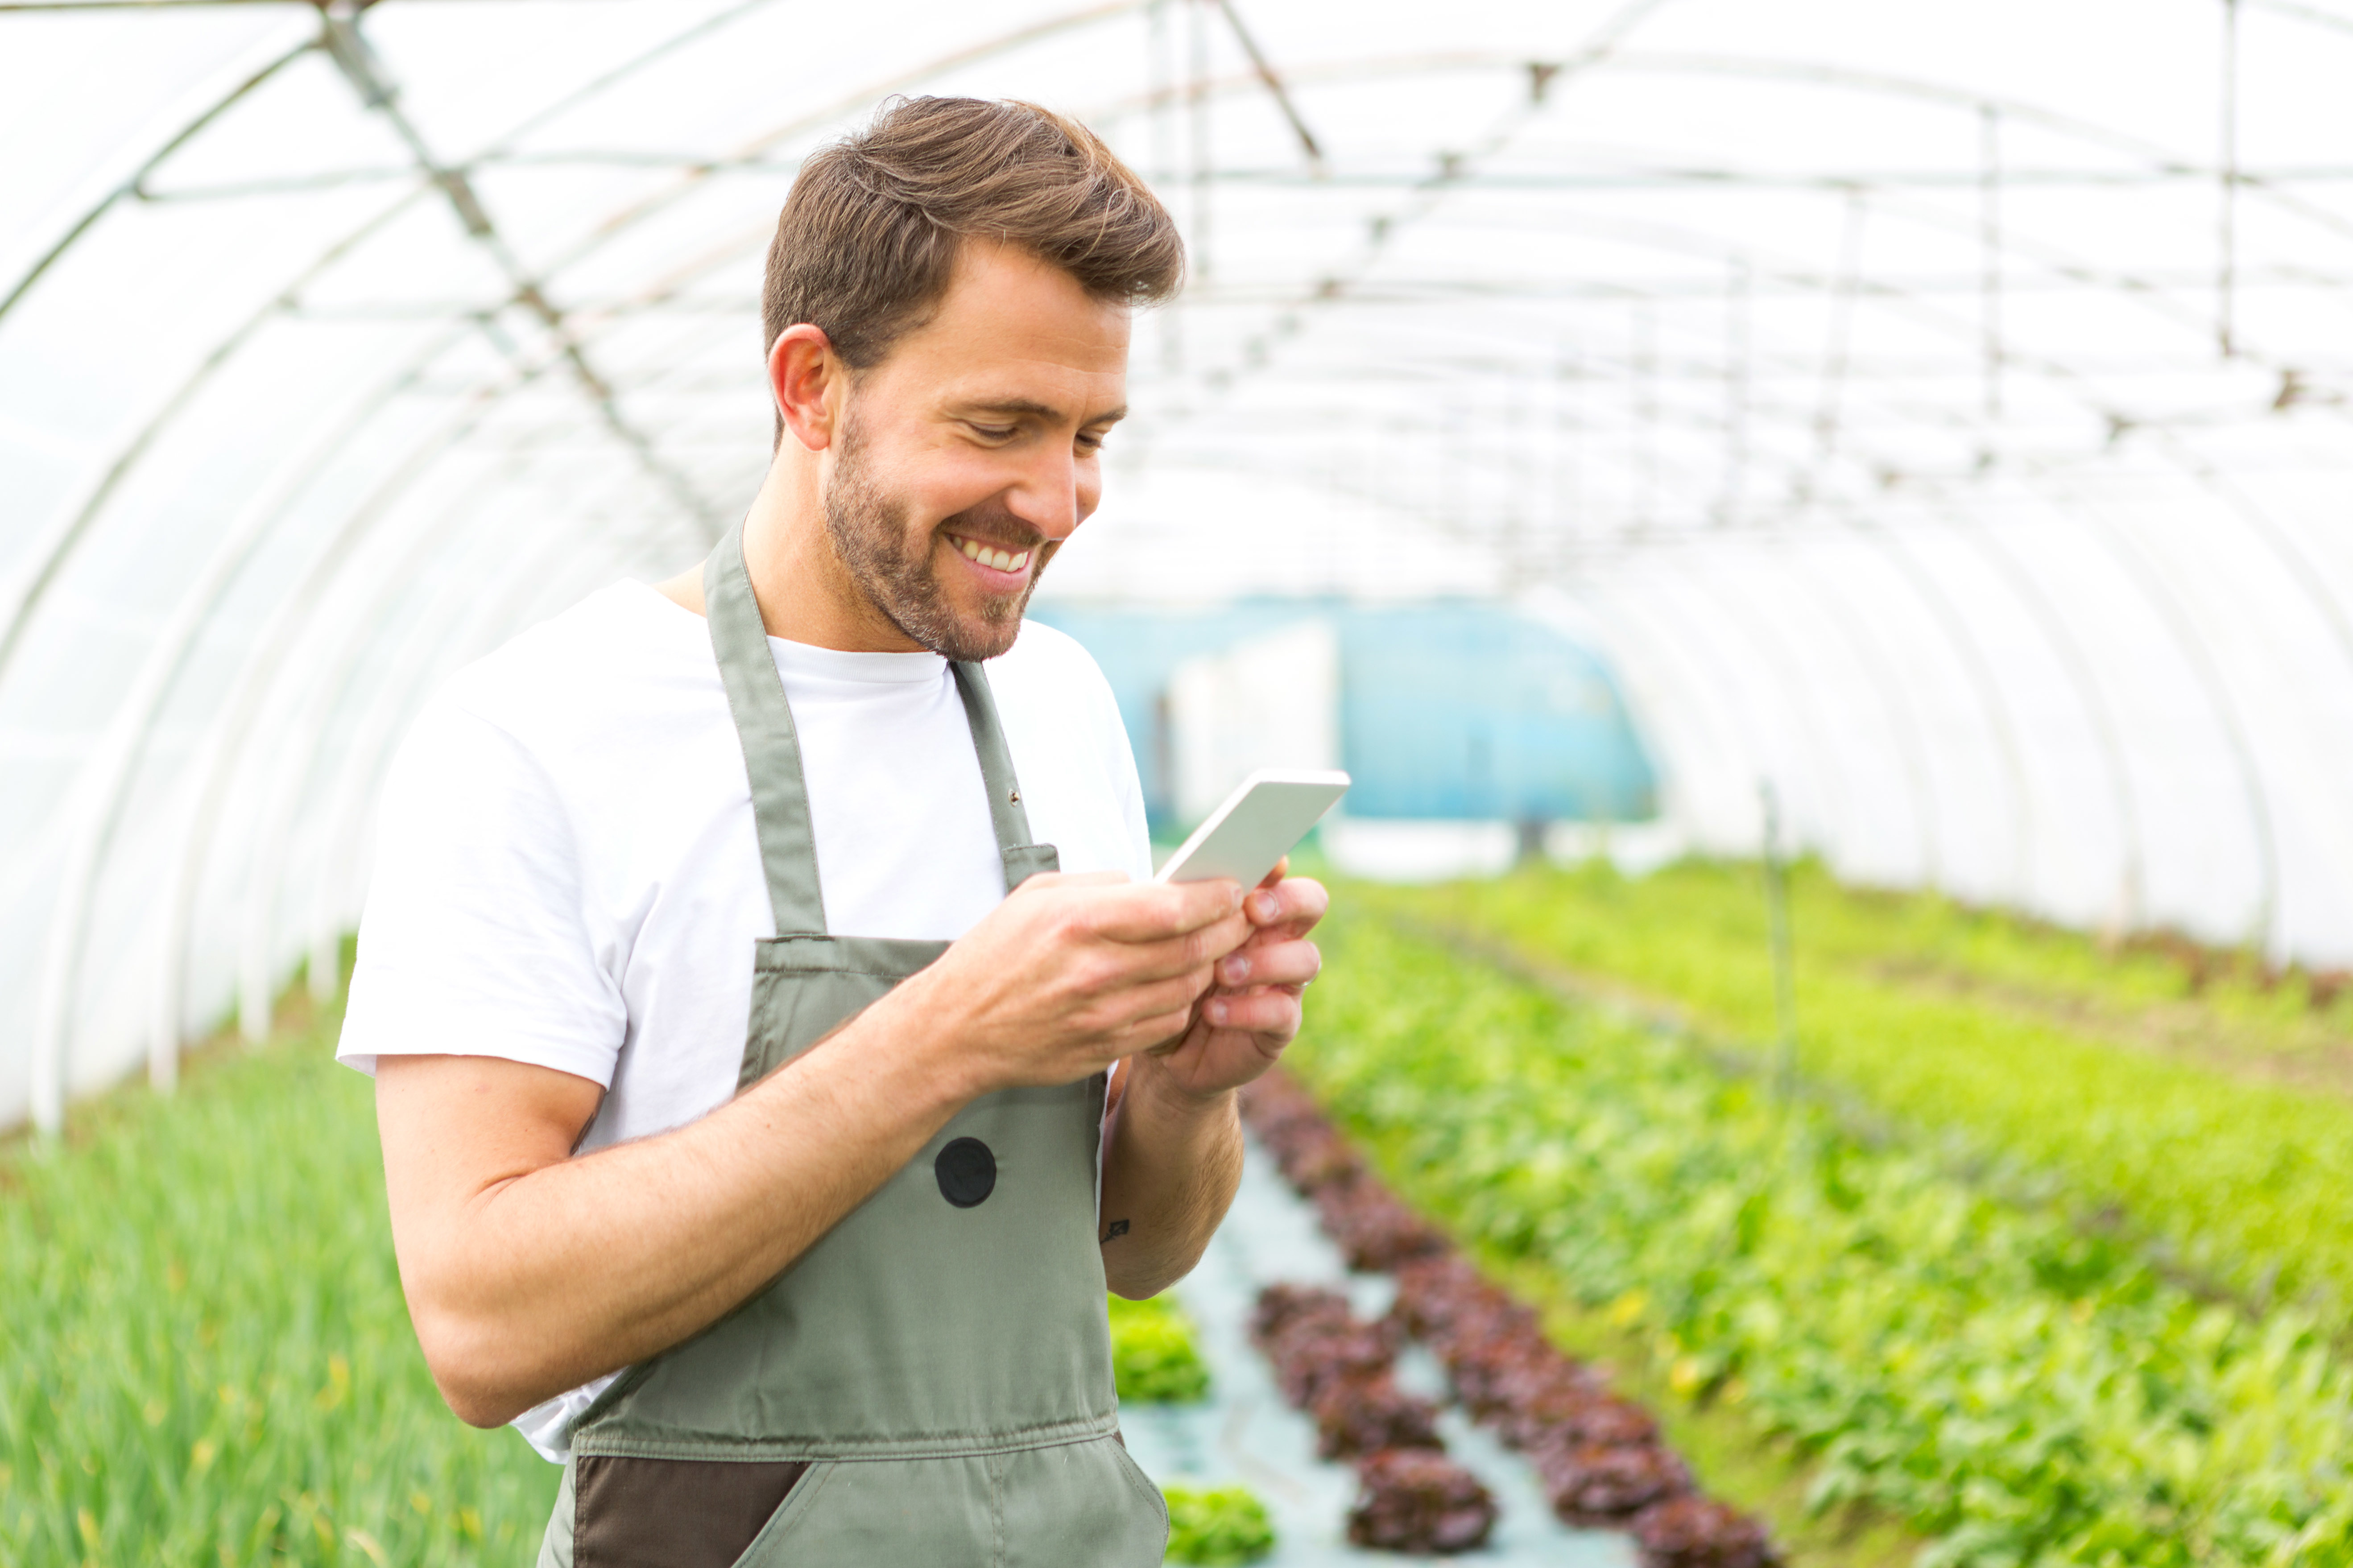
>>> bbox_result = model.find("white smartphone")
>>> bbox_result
[1155,768,1352,887]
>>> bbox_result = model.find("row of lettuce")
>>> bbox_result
[1290,908,2353,1565]
[1373,860,2353,1320]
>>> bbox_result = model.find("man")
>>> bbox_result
[337,96,1327,1566]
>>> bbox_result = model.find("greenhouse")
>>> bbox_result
[8,0,2353,1564]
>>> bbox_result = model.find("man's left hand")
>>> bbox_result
[1138,858,1327,1097]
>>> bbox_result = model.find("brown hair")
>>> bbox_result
[762,96,1183,418]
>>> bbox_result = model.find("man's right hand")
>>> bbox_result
[881,871,1254,1098]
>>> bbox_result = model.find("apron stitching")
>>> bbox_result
[989,1451,1006,1568]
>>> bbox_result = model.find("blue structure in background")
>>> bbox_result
[1029,600,1658,833]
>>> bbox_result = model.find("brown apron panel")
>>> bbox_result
[575,1455,809,1568]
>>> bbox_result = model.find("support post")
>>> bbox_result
[2220,0,2240,357]
[1760,780,1798,1101]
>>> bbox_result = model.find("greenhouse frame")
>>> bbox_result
[8,0,2353,1140]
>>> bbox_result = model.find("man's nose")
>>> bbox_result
[1002,443,1082,541]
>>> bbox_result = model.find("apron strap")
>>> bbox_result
[703,520,1061,932]
[704,519,827,937]
[951,660,1059,894]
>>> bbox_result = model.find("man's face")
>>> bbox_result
[821,239,1131,662]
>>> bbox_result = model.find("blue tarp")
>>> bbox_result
[1029,601,1657,831]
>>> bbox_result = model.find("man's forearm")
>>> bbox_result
[1096,1059,1245,1299]
[383,990,971,1428]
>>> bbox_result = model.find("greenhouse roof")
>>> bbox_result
[8,0,2353,1131]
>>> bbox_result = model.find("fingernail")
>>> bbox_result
[1250,892,1279,921]
[1207,999,1229,1024]
[1221,955,1251,985]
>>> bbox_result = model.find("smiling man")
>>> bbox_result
[337,98,1327,1566]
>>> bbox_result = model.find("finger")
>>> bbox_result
[1085,878,1245,943]
[1215,937,1320,990]
[1097,911,1253,986]
[1254,856,1289,891]
[1245,874,1328,933]
[1133,1007,1204,1056]
[1105,968,1219,1033]
[1201,987,1303,1040]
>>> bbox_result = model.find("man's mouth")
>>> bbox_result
[945,531,1033,577]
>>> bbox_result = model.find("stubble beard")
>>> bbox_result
[821,417,1044,663]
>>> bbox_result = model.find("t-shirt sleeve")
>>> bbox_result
[335,697,625,1085]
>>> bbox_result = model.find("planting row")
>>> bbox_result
[1373,861,2353,1321]
[1287,911,2353,1566]
[1242,1070,1777,1567]
[0,1027,555,1566]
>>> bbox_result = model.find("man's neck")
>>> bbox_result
[654,454,922,653]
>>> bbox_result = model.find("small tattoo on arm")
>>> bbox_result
[1101,1218,1130,1243]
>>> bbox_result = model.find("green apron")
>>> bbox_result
[536,523,1168,1568]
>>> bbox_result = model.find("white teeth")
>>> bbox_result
[952,535,1028,573]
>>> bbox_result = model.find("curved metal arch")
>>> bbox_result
[1600,561,1829,848]
[1146,348,2040,911]
[0,0,1170,708]
[234,494,626,1037]
[35,78,883,1105]
[1946,505,2148,928]
[1674,537,1936,882]
[2033,474,2282,950]
[1183,108,2353,832]
[0,186,431,685]
[293,516,655,1006]
[125,356,584,1104]
[1566,580,1762,845]
[148,447,691,1077]
[1141,56,2353,434]
[27,341,477,1101]
[223,475,578,1038]
[212,442,695,1036]
[0,30,317,325]
[1760,532,1944,885]
[1140,179,2341,924]
[1838,506,2038,903]
[1606,49,2353,257]
[1615,548,1853,852]
[28,335,563,1126]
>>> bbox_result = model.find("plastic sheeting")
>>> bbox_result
[7,0,2353,1131]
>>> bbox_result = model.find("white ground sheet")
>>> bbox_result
[1123,1134,1638,1567]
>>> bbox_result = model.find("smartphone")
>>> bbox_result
[1155,769,1351,888]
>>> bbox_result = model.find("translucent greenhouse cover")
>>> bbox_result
[7,0,2353,1133]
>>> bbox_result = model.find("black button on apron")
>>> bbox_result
[935,1137,997,1208]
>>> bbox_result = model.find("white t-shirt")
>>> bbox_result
[336,580,1150,1460]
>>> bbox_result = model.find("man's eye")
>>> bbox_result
[1078,431,1108,452]
[971,425,1017,441]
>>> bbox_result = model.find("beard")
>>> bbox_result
[821,416,1046,663]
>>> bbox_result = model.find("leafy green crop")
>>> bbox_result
[1162,1482,1275,1565]
[1366,860,2353,1320]
[0,1016,556,1566]
[1110,1292,1212,1403]
[1292,911,2353,1566]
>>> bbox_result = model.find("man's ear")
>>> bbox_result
[770,323,841,453]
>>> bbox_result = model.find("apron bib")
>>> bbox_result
[537,522,1167,1568]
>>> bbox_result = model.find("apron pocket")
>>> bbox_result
[575,1454,809,1568]
[730,1443,1163,1568]
[1001,1437,1168,1568]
